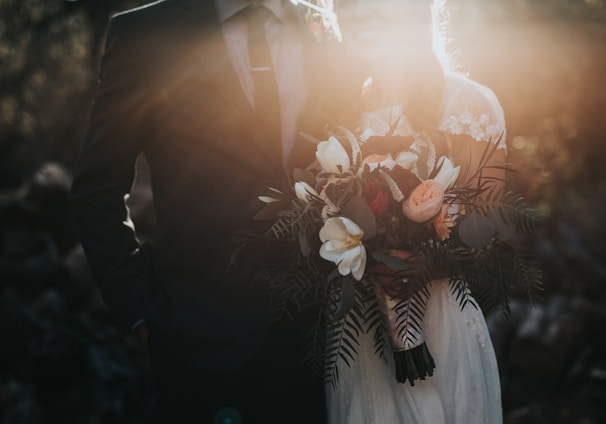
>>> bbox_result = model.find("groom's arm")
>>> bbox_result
[71,14,150,329]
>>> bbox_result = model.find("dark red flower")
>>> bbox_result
[389,167,422,198]
[363,181,390,218]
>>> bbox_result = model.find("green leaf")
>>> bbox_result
[458,212,496,249]
[324,180,354,207]
[293,168,316,187]
[253,200,290,221]
[341,196,377,239]
[331,279,355,322]
[298,229,311,257]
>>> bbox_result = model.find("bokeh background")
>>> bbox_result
[1,0,606,422]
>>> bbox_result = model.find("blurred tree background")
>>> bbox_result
[1,0,606,423]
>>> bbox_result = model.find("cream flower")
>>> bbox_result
[394,151,419,171]
[316,137,351,174]
[294,181,320,203]
[319,217,367,281]
[433,156,461,190]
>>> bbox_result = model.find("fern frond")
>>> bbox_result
[449,276,476,312]
[468,241,513,320]
[320,276,394,388]
[512,246,544,305]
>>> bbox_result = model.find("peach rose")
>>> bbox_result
[432,204,456,240]
[401,180,444,223]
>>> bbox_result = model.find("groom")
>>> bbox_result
[71,0,328,422]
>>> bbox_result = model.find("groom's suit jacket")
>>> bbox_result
[71,0,328,371]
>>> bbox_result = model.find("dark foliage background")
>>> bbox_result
[1,0,605,422]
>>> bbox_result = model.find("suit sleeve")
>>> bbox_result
[70,15,150,329]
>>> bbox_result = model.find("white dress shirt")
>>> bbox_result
[214,0,308,163]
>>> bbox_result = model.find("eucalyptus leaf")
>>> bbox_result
[324,181,353,207]
[338,183,355,205]
[341,196,377,239]
[487,207,516,242]
[458,212,496,249]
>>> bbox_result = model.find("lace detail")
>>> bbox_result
[439,112,503,144]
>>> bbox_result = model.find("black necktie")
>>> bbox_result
[245,6,282,156]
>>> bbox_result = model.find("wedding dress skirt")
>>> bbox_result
[326,279,502,424]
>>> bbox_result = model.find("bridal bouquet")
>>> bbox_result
[243,124,544,386]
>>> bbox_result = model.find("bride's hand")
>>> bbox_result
[369,249,416,294]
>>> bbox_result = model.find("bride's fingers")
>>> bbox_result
[388,249,414,261]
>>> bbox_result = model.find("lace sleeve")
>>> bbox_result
[439,73,507,151]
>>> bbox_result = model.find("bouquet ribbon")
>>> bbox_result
[373,281,436,385]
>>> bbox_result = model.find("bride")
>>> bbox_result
[325,0,505,422]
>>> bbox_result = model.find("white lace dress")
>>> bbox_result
[326,74,506,424]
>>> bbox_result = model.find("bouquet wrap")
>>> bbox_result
[374,280,435,385]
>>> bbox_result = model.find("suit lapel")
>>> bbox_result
[175,0,281,168]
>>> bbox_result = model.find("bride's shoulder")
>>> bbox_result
[439,72,506,148]
[442,72,500,106]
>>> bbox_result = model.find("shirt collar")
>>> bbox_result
[214,0,285,23]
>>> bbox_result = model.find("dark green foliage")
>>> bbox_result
[319,277,385,389]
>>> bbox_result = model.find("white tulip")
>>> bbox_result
[319,217,367,281]
[433,156,461,190]
[294,181,320,203]
[316,137,351,174]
